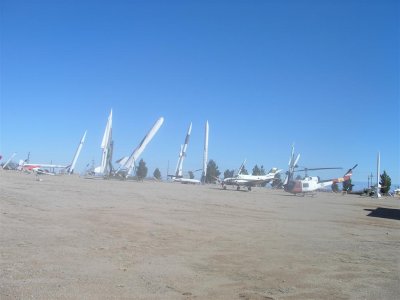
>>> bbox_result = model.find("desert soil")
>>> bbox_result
[1,170,399,299]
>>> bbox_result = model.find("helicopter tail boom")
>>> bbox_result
[332,164,358,183]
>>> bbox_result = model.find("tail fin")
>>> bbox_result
[333,164,358,183]
[268,168,281,174]
[237,159,246,175]
[343,164,358,179]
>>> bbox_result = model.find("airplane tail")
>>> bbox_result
[237,159,247,175]
[343,164,358,180]
[268,167,281,175]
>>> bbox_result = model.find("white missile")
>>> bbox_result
[202,121,209,183]
[68,130,87,174]
[175,122,192,177]
[174,144,183,177]
[95,109,113,175]
[181,122,192,157]
[376,152,381,198]
[2,152,16,169]
[120,117,164,177]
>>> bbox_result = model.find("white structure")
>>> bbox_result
[116,117,164,178]
[375,152,381,198]
[171,122,200,184]
[201,120,209,183]
[68,130,87,174]
[94,109,113,176]
[2,152,17,169]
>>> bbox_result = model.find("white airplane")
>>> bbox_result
[220,160,282,191]
[169,122,200,184]
[19,131,87,175]
[115,117,164,178]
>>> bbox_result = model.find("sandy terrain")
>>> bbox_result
[1,170,399,299]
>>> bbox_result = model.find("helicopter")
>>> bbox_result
[283,145,357,196]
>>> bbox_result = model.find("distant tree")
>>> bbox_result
[380,171,391,195]
[240,166,248,175]
[201,174,205,183]
[224,169,235,179]
[331,182,339,193]
[188,170,194,179]
[260,165,266,175]
[206,159,221,183]
[153,168,161,180]
[271,173,283,189]
[252,164,261,176]
[136,159,148,181]
[260,167,269,187]
[253,165,268,187]
[342,179,354,192]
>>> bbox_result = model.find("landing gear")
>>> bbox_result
[237,186,240,191]
[222,185,227,190]
[247,186,252,191]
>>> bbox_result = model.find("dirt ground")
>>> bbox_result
[1,170,399,299]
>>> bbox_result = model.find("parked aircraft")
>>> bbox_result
[20,164,60,175]
[19,131,87,175]
[283,145,357,196]
[219,160,282,191]
[284,165,358,196]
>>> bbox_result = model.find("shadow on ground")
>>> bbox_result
[365,207,400,220]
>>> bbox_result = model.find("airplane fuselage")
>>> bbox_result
[222,168,281,191]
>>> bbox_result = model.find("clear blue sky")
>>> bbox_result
[1,0,399,185]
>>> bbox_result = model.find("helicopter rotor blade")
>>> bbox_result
[350,164,358,170]
[293,154,300,169]
[288,144,295,166]
[294,167,343,173]
[283,174,289,185]
[285,144,299,185]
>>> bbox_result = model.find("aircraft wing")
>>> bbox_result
[241,178,275,186]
